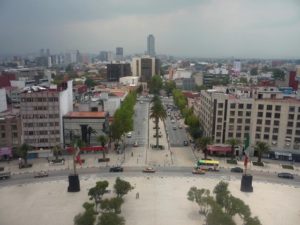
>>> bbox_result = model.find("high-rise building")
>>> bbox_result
[99,51,108,61]
[147,34,155,57]
[106,63,131,82]
[0,89,7,113]
[233,60,241,75]
[116,47,123,61]
[131,56,160,82]
[20,80,73,149]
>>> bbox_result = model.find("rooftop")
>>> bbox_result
[64,111,107,118]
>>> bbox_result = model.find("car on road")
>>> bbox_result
[192,168,205,175]
[183,140,189,146]
[173,126,177,130]
[140,101,143,104]
[230,167,243,173]
[133,141,138,147]
[278,172,294,179]
[109,166,124,172]
[34,171,49,178]
[127,132,132,138]
[171,119,175,123]
[178,125,182,129]
[143,167,156,173]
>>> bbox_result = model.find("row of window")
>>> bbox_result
[228,132,249,138]
[230,103,252,110]
[22,114,59,119]
[24,122,59,127]
[257,104,281,111]
[21,97,59,102]
[24,130,60,135]
[1,132,19,138]
[0,125,18,131]
[257,112,281,118]
[24,138,60,143]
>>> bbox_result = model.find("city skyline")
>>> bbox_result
[0,0,300,58]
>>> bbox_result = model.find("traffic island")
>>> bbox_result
[68,174,80,192]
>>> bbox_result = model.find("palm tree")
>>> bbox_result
[196,137,213,159]
[52,145,62,161]
[150,97,167,148]
[97,135,108,159]
[226,138,241,159]
[254,141,270,163]
[17,143,31,165]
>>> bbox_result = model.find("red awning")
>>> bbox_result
[207,145,231,153]
[66,146,106,153]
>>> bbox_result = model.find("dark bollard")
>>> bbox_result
[240,174,253,192]
[68,174,80,192]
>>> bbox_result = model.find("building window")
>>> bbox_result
[218,103,223,108]
[274,113,280,119]
[13,132,18,138]
[287,129,292,135]
[296,130,300,136]
[264,127,270,132]
[257,112,263,117]
[265,120,271,125]
[245,126,250,131]
[274,120,280,126]
[237,118,242,123]
[238,111,243,116]
[246,111,251,117]
[245,119,250,124]
[273,128,279,133]
[237,126,242,131]
[217,125,222,130]
[289,106,295,112]
[266,112,272,118]
[238,104,244,109]
[275,105,281,111]
[230,103,236,109]
[229,125,234,131]
[217,118,222,123]
[287,121,293,127]
[297,122,300,128]
[218,110,223,116]
[255,133,260,139]
[258,104,264,110]
[288,114,294,120]
[216,132,221,137]
[236,133,241,138]
[264,134,269,140]
[257,119,262,124]
[246,104,252,109]
[230,111,235,116]
[256,127,261,132]
[1,133,5,138]
[272,135,278,141]
[266,105,272,111]
[228,132,233,138]
[229,118,235,123]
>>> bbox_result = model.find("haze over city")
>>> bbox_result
[1,0,300,58]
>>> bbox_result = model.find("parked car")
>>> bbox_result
[183,141,189,146]
[109,166,124,172]
[192,168,205,175]
[34,171,49,178]
[143,167,156,173]
[173,126,177,130]
[133,141,138,147]
[127,132,132,138]
[230,167,243,173]
[278,172,294,179]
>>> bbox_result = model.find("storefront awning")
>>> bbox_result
[207,145,231,153]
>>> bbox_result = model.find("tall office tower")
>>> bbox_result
[106,63,131,82]
[46,49,50,56]
[116,47,123,61]
[99,51,108,61]
[147,34,155,57]
[233,60,241,75]
[40,49,45,57]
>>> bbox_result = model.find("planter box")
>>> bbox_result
[19,164,32,169]
[226,159,238,165]
[252,162,264,167]
[98,158,110,163]
[282,164,294,170]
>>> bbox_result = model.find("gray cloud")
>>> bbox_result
[0,0,299,58]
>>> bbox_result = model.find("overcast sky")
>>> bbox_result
[0,0,300,58]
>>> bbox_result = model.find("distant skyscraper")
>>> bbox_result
[233,60,241,75]
[46,48,50,56]
[116,47,123,61]
[40,48,44,57]
[147,34,155,57]
[99,51,108,61]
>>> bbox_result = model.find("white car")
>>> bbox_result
[127,132,132,138]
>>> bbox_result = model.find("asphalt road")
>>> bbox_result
[1,166,299,187]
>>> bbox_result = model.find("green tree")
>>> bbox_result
[206,203,236,225]
[17,143,31,165]
[187,187,212,217]
[97,135,108,159]
[98,212,125,225]
[226,138,241,159]
[114,177,133,198]
[149,75,163,95]
[100,197,124,214]
[196,137,213,159]
[164,80,176,96]
[85,77,96,88]
[150,97,167,147]
[74,202,96,225]
[245,216,262,225]
[213,181,230,209]
[88,180,109,212]
[272,68,285,81]
[254,141,270,163]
